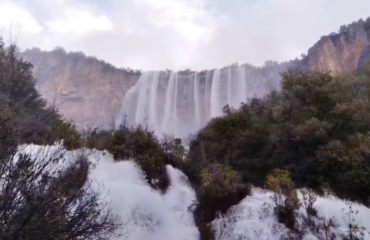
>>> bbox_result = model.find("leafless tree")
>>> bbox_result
[0,122,124,240]
[160,134,175,154]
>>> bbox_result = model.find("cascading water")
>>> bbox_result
[210,69,222,118]
[162,72,176,134]
[21,144,370,240]
[149,71,160,129]
[236,66,247,107]
[204,71,212,125]
[192,73,201,130]
[117,65,253,138]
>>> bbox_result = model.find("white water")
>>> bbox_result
[193,73,201,129]
[213,188,370,240]
[18,145,370,240]
[116,66,253,138]
[162,72,176,134]
[210,69,222,118]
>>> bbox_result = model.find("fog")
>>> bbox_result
[1,0,369,70]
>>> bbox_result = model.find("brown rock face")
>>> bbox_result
[302,19,370,72]
[20,18,370,129]
[20,48,140,128]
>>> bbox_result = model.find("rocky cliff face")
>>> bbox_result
[301,19,370,72]
[20,48,140,128]
[20,18,370,130]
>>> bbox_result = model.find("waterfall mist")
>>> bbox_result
[115,65,271,138]
[20,145,370,240]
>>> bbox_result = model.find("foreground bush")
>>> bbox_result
[0,148,122,239]
[106,124,170,192]
[192,164,250,240]
[267,169,300,229]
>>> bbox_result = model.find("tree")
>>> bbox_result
[339,25,349,33]
[0,37,80,148]
[0,38,124,239]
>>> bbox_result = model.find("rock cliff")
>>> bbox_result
[20,48,140,128]
[19,18,370,129]
[301,18,370,72]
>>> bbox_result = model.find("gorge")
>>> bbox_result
[20,18,370,137]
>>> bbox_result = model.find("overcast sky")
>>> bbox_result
[0,0,369,71]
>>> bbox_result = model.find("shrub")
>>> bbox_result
[198,223,215,240]
[267,169,300,229]
[53,119,82,150]
[107,123,170,192]
[342,205,367,240]
[0,148,122,239]
[301,189,318,228]
[82,126,114,150]
[192,164,250,225]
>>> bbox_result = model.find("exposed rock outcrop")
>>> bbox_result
[19,17,370,129]
[20,48,140,128]
[301,19,370,72]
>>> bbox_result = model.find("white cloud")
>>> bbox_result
[0,2,43,35]
[193,0,370,69]
[47,8,113,37]
[136,0,216,42]
[0,0,369,70]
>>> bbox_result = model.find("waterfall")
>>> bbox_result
[118,66,249,138]
[204,71,211,123]
[227,67,232,107]
[134,75,146,123]
[237,66,247,106]
[162,72,176,133]
[210,69,221,118]
[193,73,201,129]
[172,74,179,136]
[149,71,160,130]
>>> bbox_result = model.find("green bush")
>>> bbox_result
[106,124,170,192]
[53,119,82,150]
[266,169,300,229]
[82,126,114,150]
[192,164,250,226]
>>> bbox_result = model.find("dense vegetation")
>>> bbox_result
[0,39,121,239]
[189,63,370,204]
